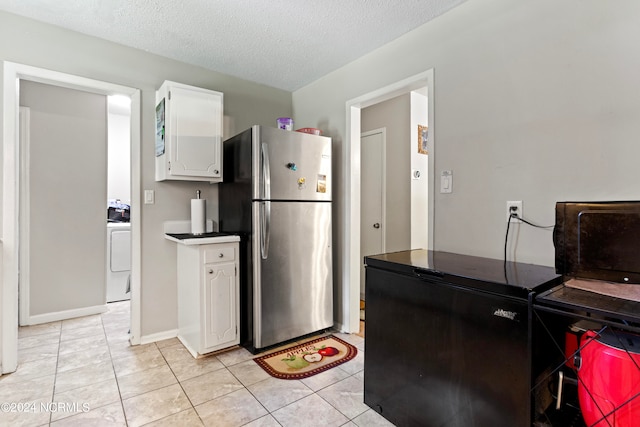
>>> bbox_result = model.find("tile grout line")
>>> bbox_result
[49,320,64,426]
[155,339,204,426]
[220,356,275,426]
[101,306,131,427]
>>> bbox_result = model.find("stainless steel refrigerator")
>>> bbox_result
[219,125,332,353]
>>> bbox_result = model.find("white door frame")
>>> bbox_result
[344,69,435,333]
[1,61,142,373]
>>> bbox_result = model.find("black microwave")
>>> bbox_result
[554,201,640,284]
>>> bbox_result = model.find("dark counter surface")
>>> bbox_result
[164,232,240,245]
[535,284,640,328]
[365,249,562,299]
[166,232,231,239]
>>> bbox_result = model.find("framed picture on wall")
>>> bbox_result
[418,124,428,155]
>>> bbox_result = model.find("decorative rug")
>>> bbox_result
[253,335,358,380]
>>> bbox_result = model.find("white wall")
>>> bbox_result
[293,0,640,270]
[0,10,292,338]
[292,0,640,329]
[410,91,429,250]
[107,100,131,203]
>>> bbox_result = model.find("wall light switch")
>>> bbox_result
[144,190,155,204]
[440,170,453,193]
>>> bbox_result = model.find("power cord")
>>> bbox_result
[510,213,554,229]
[504,214,513,268]
[504,212,555,269]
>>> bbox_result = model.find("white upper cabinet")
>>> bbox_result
[155,81,223,182]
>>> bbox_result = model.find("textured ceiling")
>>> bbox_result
[0,0,467,91]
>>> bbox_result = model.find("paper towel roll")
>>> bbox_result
[191,199,206,234]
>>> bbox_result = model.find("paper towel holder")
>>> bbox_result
[191,190,206,235]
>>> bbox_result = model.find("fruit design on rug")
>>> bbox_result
[254,335,357,379]
[282,345,340,370]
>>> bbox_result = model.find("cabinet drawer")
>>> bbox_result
[204,246,236,263]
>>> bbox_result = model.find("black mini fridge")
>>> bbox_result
[364,250,562,427]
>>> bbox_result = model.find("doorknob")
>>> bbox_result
[373,223,380,229]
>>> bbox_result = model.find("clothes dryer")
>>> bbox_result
[107,222,131,302]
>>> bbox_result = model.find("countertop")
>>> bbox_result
[165,232,240,245]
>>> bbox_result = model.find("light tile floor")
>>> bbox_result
[0,302,393,427]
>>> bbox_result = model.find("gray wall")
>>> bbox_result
[20,81,107,316]
[292,0,640,271]
[0,11,292,337]
[361,94,411,252]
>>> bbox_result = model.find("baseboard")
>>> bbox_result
[25,304,108,325]
[139,328,178,345]
[177,335,199,358]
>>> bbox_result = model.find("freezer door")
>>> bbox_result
[252,126,331,201]
[252,200,332,349]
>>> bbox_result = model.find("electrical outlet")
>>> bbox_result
[506,201,522,223]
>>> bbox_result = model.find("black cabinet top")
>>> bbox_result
[365,250,562,299]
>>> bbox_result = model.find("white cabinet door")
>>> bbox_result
[155,81,223,182]
[203,261,237,349]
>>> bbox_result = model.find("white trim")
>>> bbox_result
[27,305,108,325]
[1,61,142,373]
[344,69,435,334]
[2,62,20,373]
[18,107,30,326]
[140,329,179,345]
[177,336,199,358]
[128,90,142,346]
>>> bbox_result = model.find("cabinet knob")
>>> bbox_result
[208,269,213,274]
[218,253,224,258]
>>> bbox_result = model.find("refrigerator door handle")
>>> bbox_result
[261,143,271,200]
[261,143,271,259]
[260,201,271,259]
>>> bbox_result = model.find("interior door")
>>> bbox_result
[20,81,107,321]
[360,129,385,300]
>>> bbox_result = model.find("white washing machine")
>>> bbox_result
[107,222,131,302]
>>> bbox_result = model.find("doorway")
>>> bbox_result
[344,69,435,334]
[19,81,110,324]
[1,62,141,374]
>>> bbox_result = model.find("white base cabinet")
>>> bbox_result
[176,241,239,357]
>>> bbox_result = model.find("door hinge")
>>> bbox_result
[168,90,171,100]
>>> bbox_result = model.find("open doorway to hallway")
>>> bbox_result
[16,81,133,369]
[357,88,430,321]
[1,62,141,375]
[344,69,435,334]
